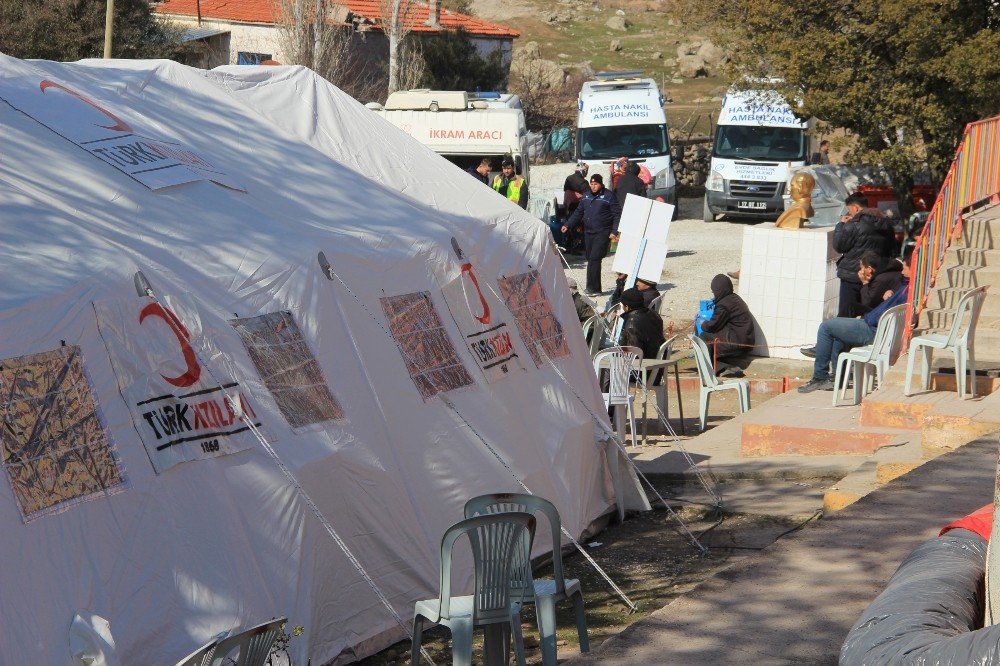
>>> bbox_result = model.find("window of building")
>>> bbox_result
[237,52,271,65]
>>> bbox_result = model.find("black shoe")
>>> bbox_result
[798,377,834,393]
[800,346,817,358]
[584,290,600,297]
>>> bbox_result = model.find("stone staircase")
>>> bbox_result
[917,205,1000,368]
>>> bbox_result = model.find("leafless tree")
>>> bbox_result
[381,0,422,94]
[272,0,382,100]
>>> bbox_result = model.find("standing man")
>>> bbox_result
[563,161,589,217]
[563,174,622,295]
[811,140,831,165]
[615,161,647,203]
[833,192,895,317]
[466,158,491,185]
[492,156,528,209]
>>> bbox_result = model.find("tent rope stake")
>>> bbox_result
[535,345,713,555]
[439,394,639,613]
[132,272,436,666]
[319,259,640,611]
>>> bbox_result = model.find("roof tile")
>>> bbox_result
[155,0,519,38]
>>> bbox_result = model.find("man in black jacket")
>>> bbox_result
[833,193,895,316]
[620,288,665,359]
[563,174,622,295]
[856,251,905,315]
[614,161,647,203]
[699,274,755,374]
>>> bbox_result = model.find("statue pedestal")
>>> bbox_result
[738,224,839,360]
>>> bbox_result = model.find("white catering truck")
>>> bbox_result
[368,89,530,182]
[703,86,813,221]
[575,73,676,206]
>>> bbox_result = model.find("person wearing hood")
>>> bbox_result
[698,274,755,372]
[620,288,665,359]
[833,192,895,316]
[856,251,905,315]
[614,161,647,203]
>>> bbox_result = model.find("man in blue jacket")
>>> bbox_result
[562,174,622,294]
[799,253,911,392]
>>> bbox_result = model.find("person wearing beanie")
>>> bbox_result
[698,274,755,375]
[635,277,660,308]
[562,173,622,295]
[491,155,528,209]
[620,287,665,359]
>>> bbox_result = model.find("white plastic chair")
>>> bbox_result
[641,336,685,438]
[175,617,286,666]
[593,346,642,447]
[648,294,663,314]
[833,304,907,405]
[905,286,988,399]
[689,335,750,431]
[412,513,536,666]
[581,315,604,358]
[465,493,589,666]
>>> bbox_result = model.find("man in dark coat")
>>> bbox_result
[833,192,895,316]
[856,251,905,315]
[699,274,755,373]
[620,288,665,359]
[562,162,589,217]
[636,278,659,309]
[568,278,596,323]
[563,174,622,295]
[614,161,647,204]
[465,157,491,185]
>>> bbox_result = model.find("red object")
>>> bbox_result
[940,503,993,541]
[638,165,652,185]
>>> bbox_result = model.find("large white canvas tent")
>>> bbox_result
[0,54,639,663]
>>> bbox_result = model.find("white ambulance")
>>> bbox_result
[575,73,676,207]
[703,86,813,221]
[369,89,530,182]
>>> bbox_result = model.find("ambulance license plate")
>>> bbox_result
[738,201,767,210]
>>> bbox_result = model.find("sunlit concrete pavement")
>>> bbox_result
[567,435,996,665]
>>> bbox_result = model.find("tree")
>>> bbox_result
[0,0,189,61]
[687,0,1000,211]
[420,28,506,91]
[381,0,420,94]
[273,0,383,101]
[508,57,578,134]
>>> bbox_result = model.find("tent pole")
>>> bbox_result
[103,0,114,59]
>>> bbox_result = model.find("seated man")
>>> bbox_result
[798,252,911,392]
[698,274,755,375]
[606,273,628,312]
[853,250,905,316]
[635,278,660,308]
[620,287,665,359]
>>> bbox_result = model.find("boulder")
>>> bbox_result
[651,51,662,59]
[521,41,540,59]
[676,43,698,58]
[605,15,630,30]
[677,54,707,78]
[697,39,726,67]
[510,54,565,88]
[609,39,622,51]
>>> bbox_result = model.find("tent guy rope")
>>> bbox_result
[317,253,642,611]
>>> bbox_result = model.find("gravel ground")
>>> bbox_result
[530,163,748,332]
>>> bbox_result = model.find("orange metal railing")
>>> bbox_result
[904,116,1000,346]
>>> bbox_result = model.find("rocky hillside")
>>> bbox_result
[471,0,730,134]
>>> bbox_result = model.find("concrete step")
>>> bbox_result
[920,310,1000,331]
[859,384,1000,457]
[944,247,1000,267]
[933,286,1000,314]
[739,391,907,457]
[823,460,876,511]
[940,264,1000,290]
[959,216,997,250]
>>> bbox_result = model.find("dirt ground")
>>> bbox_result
[356,494,825,665]
[355,381,826,666]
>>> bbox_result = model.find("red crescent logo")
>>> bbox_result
[39,80,133,133]
[461,263,491,325]
[139,302,202,387]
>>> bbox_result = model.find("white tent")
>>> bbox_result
[0,54,639,663]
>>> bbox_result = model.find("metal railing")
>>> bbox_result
[904,115,1000,347]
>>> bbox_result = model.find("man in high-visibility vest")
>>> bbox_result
[492,156,528,209]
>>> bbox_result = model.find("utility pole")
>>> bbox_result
[103,0,115,58]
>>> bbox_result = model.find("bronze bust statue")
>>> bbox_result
[776,172,816,229]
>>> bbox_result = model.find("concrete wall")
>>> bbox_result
[164,16,287,67]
